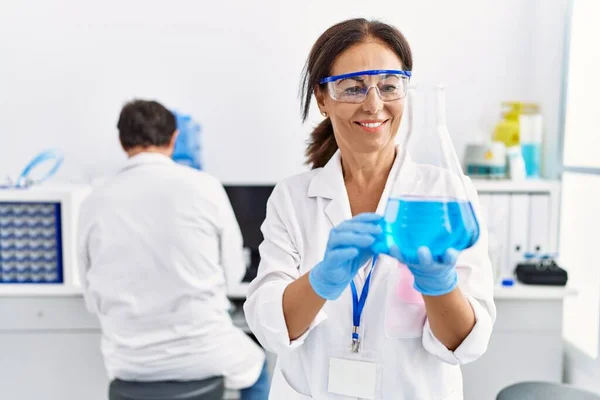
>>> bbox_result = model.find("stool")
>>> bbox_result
[497,381,600,400]
[109,376,224,400]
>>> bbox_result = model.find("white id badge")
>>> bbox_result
[328,357,378,399]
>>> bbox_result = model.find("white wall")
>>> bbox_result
[560,0,600,393]
[0,0,568,185]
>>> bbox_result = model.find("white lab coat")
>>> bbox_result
[77,153,264,389]
[244,148,496,400]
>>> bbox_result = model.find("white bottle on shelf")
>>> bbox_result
[507,146,526,181]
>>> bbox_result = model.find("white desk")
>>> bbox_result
[229,281,577,399]
[0,293,264,400]
[0,283,575,400]
[462,282,576,400]
[0,295,106,400]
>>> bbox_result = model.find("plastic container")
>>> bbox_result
[172,111,202,170]
[523,252,537,263]
[519,112,543,178]
[493,102,539,148]
[507,146,526,181]
[493,102,522,148]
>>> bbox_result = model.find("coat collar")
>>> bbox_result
[307,146,419,227]
[120,152,174,172]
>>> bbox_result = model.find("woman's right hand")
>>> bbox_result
[308,213,383,300]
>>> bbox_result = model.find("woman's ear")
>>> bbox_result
[315,85,327,116]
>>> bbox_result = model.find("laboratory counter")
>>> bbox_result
[0,282,575,400]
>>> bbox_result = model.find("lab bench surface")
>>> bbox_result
[462,282,576,400]
[0,284,575,400]
[0,295,267,400]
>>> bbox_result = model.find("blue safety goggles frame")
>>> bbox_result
[319,69,412,84]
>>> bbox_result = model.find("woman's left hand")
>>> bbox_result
[388,246,459,296]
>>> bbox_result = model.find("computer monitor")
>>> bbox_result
[223,185,275,282]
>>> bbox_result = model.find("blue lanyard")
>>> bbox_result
[350,260,375,353]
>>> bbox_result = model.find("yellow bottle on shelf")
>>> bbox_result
[493,102,539,148]
[493,102,522,147]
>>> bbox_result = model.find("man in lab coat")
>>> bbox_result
[77,99,268,399]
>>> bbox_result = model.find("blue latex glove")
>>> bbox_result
[309,213,382,300]
[389,246,460,296]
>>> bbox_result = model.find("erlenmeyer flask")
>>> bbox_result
[381,83,480,265]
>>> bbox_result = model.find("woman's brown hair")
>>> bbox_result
[300,18,413,169]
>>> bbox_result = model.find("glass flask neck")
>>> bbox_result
[435,85,448,129]
[405,84,449,132]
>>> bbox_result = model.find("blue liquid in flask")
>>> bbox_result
[382,197,480,264]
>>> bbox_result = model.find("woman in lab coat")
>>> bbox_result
[244,18,496,400]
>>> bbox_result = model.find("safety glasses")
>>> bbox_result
[320,69,411,104]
